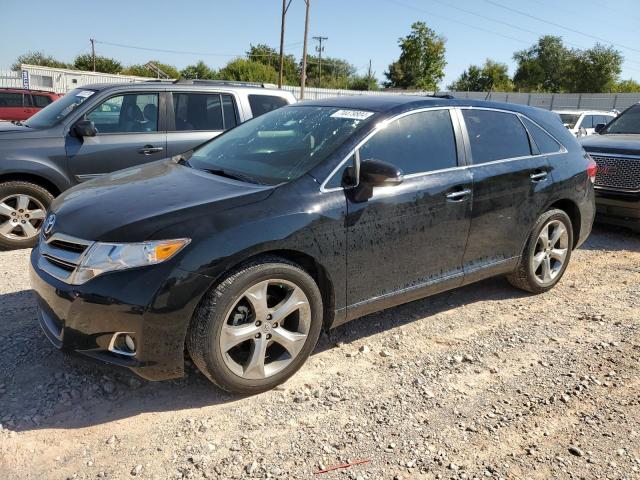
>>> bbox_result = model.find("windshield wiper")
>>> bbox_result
[202,168,261,184]
[10,120,29,127]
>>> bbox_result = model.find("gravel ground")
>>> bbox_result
[0,225,638,480]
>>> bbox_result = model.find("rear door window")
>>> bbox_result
[462,109,532,163]
[248,94,289,118]
[0,92,22,107]
[521,117,563,154]
[32,94,53,108]
[359,109,458,175]
[173,92,237,131]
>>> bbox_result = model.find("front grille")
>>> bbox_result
[38,234,93,283]
[591,154,640,192]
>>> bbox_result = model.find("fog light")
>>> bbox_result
[125,335,136,352]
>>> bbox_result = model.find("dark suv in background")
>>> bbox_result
[580,103,640,232]
[30,96,596,393]
[0,80,295,248]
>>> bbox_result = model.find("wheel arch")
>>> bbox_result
[0,172,62,197]
[545,198,581,249]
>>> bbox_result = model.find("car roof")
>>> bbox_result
[293,94,553,116]
[0,87,59,95]
[76,81,293,95]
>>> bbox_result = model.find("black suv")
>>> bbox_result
[580,103,640,232]
[0,80,295,248]
[30,96,596,393]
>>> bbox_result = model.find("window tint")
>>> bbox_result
[88,93,158,133]
[248,94,288,118]
[604,104,640,134]
[581,115,595,129]
[173,92,228,131]
[32,94,53,108]
[359,109,457,175]
[462,110,531,163]
[0,92,22,107]
[222,94,237,129]
[521,116,562,154]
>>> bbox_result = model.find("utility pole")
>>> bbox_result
[367,59,372,90]
[312,35,327,88]
[90,38,96,72]
[278,0,293,88]
[300,0,310,99]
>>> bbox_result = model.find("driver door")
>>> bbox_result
[65,91,167,183]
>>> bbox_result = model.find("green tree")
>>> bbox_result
[614,79,640,93]
[12,51,69,71]
[122,60,180,79]
[304,55,356,88]
[384,21,447,90]
[217,58,278,83]
[566,44,622,93]
[180,60,217,80]
[247,44,298,84]
[513,36,574,92]
[73,54,122,74]
[347,73,379,91]
[448,59,513,92]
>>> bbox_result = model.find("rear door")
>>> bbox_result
[65,91,167,182]
[165,91,239,156]
[459,108,554,274]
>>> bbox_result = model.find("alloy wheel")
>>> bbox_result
[0,194,47,241]
[531,219,569,286]
[220,279,311,380]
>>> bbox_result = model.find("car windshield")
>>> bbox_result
[603,104,640,134]
[188,105,375,185]
[559,113,580,129]
[24,88,97,129]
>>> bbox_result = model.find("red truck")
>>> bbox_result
[0,88,61,121]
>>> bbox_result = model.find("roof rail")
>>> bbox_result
[427,93,455,99]
[173,79,277,89]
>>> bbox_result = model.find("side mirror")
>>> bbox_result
[74,119,97,137]
[359,158,403,187]
[594,123,606,134]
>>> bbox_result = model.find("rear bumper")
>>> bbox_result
[30,246,212,381]
[595,192,640,232]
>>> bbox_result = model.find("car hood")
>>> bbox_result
[0,121,31,134]
[580,134,640,155]
[49,160,274,242]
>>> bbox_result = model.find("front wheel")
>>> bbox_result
[507,209,574,293]
[187,257,323,394]
[0,181,53,250]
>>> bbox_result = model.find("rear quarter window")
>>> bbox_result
[248,94,289,118]
[521,116,563,154]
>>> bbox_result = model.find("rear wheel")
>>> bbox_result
[187,257,323,394]
[507,209,573,293]
[0,181,53,249]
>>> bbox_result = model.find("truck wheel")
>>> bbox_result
[0,181,54,250]
[187,257,323,394]
[507,209,574,293]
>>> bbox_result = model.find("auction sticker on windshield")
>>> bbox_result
[330,109,374,120]
[76,90,95,98]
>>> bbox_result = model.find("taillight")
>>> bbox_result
[586,155,597,184]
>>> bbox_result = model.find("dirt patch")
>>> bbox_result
[0,226,638,479]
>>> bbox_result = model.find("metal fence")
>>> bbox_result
[3,65,639,111]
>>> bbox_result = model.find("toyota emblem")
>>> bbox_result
[43,214,56,237]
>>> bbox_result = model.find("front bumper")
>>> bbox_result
[595,192,640,232]
[30,246,212,381]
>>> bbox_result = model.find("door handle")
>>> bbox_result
[530,170,548,182]
[445,188,471,201]
[138,145,164,155]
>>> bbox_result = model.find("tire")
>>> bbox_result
[187,256,323,394]
[0,181,54,250]
[507,209,574,294]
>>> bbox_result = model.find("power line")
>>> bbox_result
[424,0,640,68]
[482,0,640,55]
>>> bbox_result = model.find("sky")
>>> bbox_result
[2,0,639,88]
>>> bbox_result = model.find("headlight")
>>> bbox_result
[72,238,190,284]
